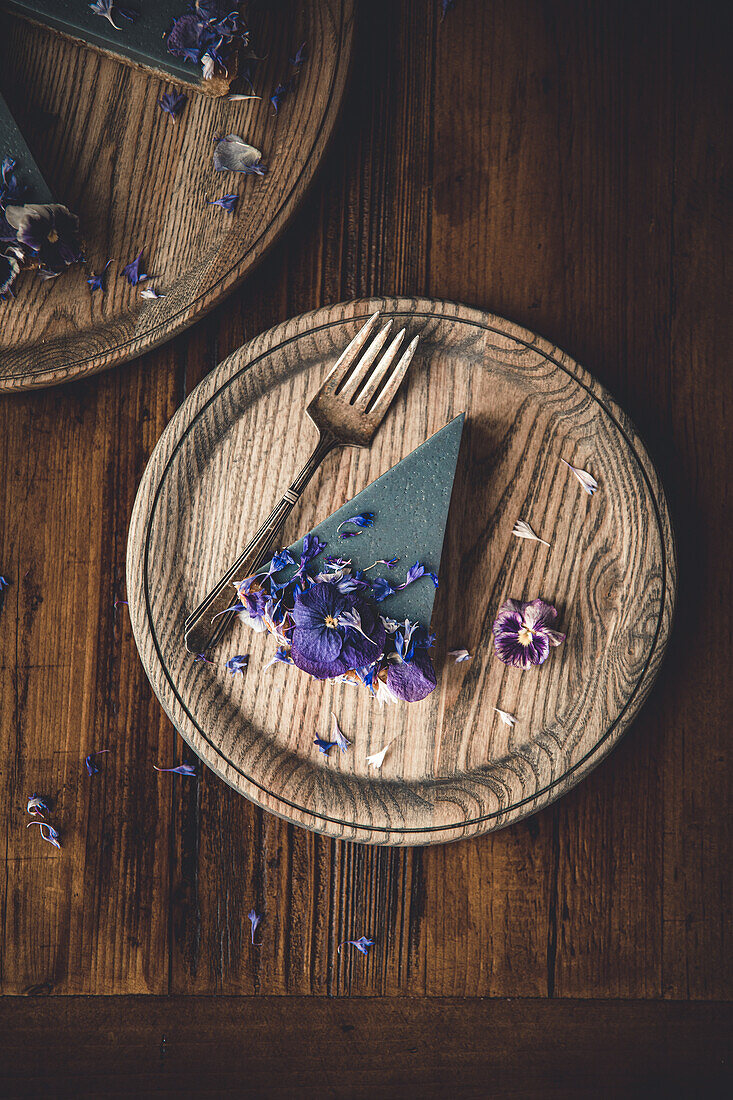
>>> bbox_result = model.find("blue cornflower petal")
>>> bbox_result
[226,654,249,675]
[314,736,335,755]
[338,936,374,955]
[158,91,188,119]
[153,763,197,776]
[85,749,109,776]
[208,193,238,213]
[122,250,149,286]
[248,908,262,944]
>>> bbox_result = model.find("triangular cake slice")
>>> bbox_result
[281,413,465,627]
[0,92,53,203]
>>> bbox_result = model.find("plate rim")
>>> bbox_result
[127,295,677,844]
[0,0,356,391]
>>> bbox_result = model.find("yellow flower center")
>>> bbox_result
[517,626,534,646]
[324,615,339,628]
[47,228,59,244]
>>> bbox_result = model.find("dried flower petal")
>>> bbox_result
[85,749,109,776]
[337,512,375,533]
[290,42,307,68]
[492,598,565,669]
[493,707,517,727]
[122,250,150,286]
[314,736,335,755]
[86,259,112,293]
[27,820,62,849]
[26,794,50,817]
[248,908,262,944]
[226,654,249,675]
[366,743,391,768]
[89,2,137,31]
[561,459,598,496]
[512,519,550,547]
[208,194,239,213]
[270,79,294,113]
[338,936,374,956]
[213,135,266,175]
[153,763,197,776]
[331,713,351,753]
[448,648,471,662]
[157,91,187,119]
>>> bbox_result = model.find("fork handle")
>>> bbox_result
[183,431,337,654]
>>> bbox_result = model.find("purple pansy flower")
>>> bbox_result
[384,620,436,702]
[290,582,385,679]
[4,204,83,275]
[158,91,188,119]
[492,598,565,669]
[122,250,149,286]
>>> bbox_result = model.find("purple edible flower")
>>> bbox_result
[26,794,50,817]
[167,3,247,81]
[27,820,62,849]
[248,908,262,944]
[122,250,149,286]
[290,41,307,68]
[270,79,294,113]
[208,193,238,213]
[371,577,397,602]
[338,936,374,956]
[226,654,249,675]
[85,749,109,776]
[157,91,188,119]
[195,652,214,663]
[337,512,375,538]
[89,2,137,31]
[492,598,565,669]
[314,736,335,755]
[153,763,197,776]
[4,204,83,276]
[290,582,385,679]
[87,259,112,293]
[213,135,266,175]
[331,713,350,753]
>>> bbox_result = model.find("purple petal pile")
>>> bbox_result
[1,159,83,294]
[167,2,249,82]
[234,535,438,704]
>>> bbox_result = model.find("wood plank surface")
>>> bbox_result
[1,997,731,1099]
[0,0,730,1024]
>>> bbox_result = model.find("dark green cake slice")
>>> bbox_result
[0,92,53,203]
[282,413,465,628]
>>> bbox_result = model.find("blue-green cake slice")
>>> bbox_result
[282,413,465,628]
[0,92,53,203]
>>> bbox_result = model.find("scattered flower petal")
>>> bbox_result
[448,648,471,662]
[337,512,375,532]
[512,519,550,547]
[140,286,165,299]
[331,713,351,753]
[493,707,517,727]
[213,135,266,175]
[89,1,137,31]
[248,908,262,944]
[338,936,374,956]
[561,459,598,496]
[366,743,391,768]
[314,736,335,755]
[157,91,187,119]
[208,193,239,213]
[226,654,249,675]
[227,94,261,102]
[122,250,150,286]
[86,259,112,293]
[153,763,197,776]
[85,750,110,777]
[290,42,307,68]
[492,598,565,669]
[26,794,50,817]
[27,820,62,849]
[270,79,294,113]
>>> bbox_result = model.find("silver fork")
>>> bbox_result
[183,312,418,654]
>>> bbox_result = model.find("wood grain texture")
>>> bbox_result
[126,297,676,845]
[0,0,729,1005]
[0,0,354,389]
[2,997,732,1099]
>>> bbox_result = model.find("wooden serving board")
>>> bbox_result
[0,1,354,390]
[126,297,677,846]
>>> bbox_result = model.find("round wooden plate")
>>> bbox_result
[126,297,676,845]
[0,2,354,390]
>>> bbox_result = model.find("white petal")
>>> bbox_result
[367,743,391,768]
[561,459,599,495]
[493,707,517,727]
[512,519,550,547]
[448,648,472,662]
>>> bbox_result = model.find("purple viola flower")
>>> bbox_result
[290,583,385,679]
[158,91,188,119]
[208,193,238,213]
[225,654,249,675]
[4,203,83,275]
[492,598,565,670]
[386,648,436,702]
[122,250,149,286]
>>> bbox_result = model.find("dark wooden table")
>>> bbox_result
[1,1,730,1095]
